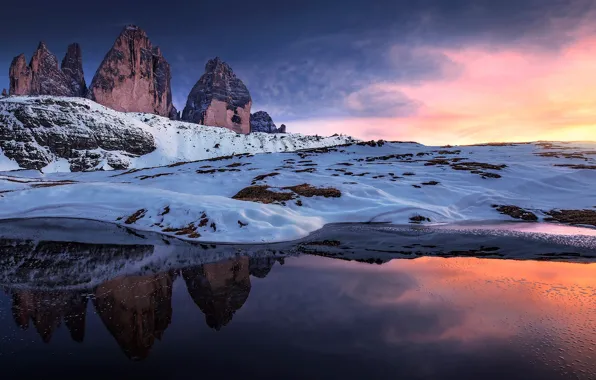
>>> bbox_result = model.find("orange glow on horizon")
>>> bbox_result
[289,36,596,145]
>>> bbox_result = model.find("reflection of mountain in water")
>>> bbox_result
[11,290,88,343]
[93,271,177,360]
[2,239,284,360]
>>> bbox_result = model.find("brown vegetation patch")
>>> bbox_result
[159,206,170,216]
[544,209,596,226]
[252,172,280,182]
[124,209,147,224]
[554,164,596,170]
[163,223,201,238]
[437,150,461,155]
[232,185,296,204]
[30,181,77,188]
[421,181,440,186]
[282,183,342,198]
[336,162,354,166]
[360,153,413,162]
[493,205,538,221]
[403,172,416,176]
[535,151,587,159]
[138,172,174,180]
[451,162,507,171]
[295,168,316,173]
[111,168,144,177]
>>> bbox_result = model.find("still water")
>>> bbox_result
[0,219,595,379]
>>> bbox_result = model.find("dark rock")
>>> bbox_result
[250,110,277,133]
[60,43,87,97]
[88,25,176,118]
[278,124,287,133]
[0,97,156,171]
[181,57,252,134]
[1,89,7,97]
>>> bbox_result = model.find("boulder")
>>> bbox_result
[181,57,252,134]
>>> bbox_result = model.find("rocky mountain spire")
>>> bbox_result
[8,42,86,97]
[250,110,287,133]
[61,43,87,97]
[181,57,252,134]
[87,25,177,118]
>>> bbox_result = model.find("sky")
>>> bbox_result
[1,0,596,145]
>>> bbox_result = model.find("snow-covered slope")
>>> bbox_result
[0,140,594,243]
[0,96,355,172]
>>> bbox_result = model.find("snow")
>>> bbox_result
[41,157,71,173]
[0,140,594,243]
[0,146,21,171]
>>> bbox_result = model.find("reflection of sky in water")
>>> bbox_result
[0,255,595,379]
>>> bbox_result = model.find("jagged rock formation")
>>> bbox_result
[61,43,87,97]
[93,272,176,360]
[88,25,176,118]
[182,257,251,330]
[250,111,287,133]
[0,97,156,171]
[8,42,86,97]
[182,57,252,134]
[1,89,7,97]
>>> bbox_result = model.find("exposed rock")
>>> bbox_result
[250,110,286,133]
[9,42,83,97]
[60,43,87,96]
[0,97,156,171]
[1,89,7,97]
[182,57,252,134]
[88,25,176,118]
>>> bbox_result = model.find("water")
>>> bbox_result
[0,219,595,379]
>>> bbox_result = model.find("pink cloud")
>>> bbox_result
[289,36,596,145]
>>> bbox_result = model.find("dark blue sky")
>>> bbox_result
[2,0,595,142]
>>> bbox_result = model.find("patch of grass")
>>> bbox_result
[295,168,316,173]
[545,209,596,226]
[163,223,201,238]
[138,173,173,180]
[283,183,342,198]
[252,172,280,182]
[494,205,538,221]
[232,185,296,204]
[554,164,596,170]
[125,209,147,224]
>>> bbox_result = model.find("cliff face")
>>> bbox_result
[87,25,176,118]
[0,97,156,171]
[181,57,252,134]
[9,42,86,97]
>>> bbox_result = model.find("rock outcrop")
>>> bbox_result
[0,97,156,171]
[182,57,252,134]
[88,25,176,118]
[9,42,86,97]
[1,89,7,97]
[250,110,287,133]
